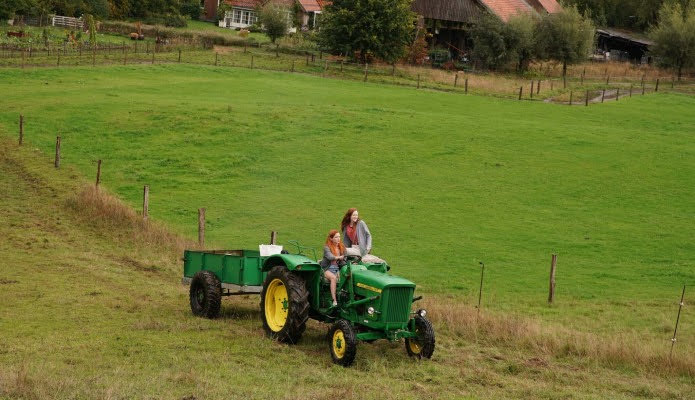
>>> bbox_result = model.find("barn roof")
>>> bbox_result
[524,0,562,14]
[297,0,321,12]
[478,0,533,22]
[411,0,484,24]
[224,0,294,9]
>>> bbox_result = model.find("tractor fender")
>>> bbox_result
[262,254,321,272]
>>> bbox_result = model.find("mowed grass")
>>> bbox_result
[1,65,694,357]
[1,140,693,399]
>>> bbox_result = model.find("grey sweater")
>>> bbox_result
[342,220,372,256]
[319,245,346,268]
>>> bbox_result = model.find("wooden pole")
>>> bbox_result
[270,231,278,245]
[19,114,24,145]
[417,73,420,89]
[580,72,584,86]
[454,73,458,88]
[96,159,102,187]
[178,49,181,63]
[537,80,541,94]
[465,78,468,94]
[585,90,589,106]
[606,75,610,85]
[629,84,633,97]
[671,76,675,89]
[655,78,660,92]
[306,53,309,66]
[151,51,155,65]
[477,262,485,314]
[530,80,534,98]
[198,208,206,247]
[616,87,619,101]
[601,89,605,103]
[670,285,686,359]
[291,60,295,72]
[54,136,61,168]
[142,185,149,220]
[563,75,566,89]
[340,60,344,72]
[548,254,557,304]
[569,90,573,106]
[518,86,523,100]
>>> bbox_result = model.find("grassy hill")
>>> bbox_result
[1,64,694,398]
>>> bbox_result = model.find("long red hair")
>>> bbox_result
[340,208,359,232]
[325,229,346,256]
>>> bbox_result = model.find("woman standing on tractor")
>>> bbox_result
[320,230,346,306]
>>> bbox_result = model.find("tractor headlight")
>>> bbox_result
[418,309,427,318]
[367,307,375,315]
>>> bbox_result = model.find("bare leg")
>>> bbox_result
[324,270,337,303]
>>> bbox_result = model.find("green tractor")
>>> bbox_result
[182,242,434,366]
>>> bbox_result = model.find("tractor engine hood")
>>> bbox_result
[350,268,415,295]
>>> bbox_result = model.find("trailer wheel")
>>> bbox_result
[405,315,435,359]
[329,319,357,367]
[189,270,222,319]
[260,266,309,344]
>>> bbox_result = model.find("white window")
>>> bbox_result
[233,9,242,24]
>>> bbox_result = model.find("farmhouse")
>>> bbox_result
[596,28,653,64]
[412,0,562,55]
[204,0,324,30]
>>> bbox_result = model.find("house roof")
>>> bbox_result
[524,0,561,14]
[224,0,294,9]
[412,0,484,24]
[596,28,653,47]
[298,0,321,12]
[477,0,533,22]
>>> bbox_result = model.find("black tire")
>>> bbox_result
[189,270,222,319]
[260,266,309,344]
[329,319,357,367]
[405,315,435,359]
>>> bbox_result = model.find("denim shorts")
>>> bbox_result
[326,265,340,275]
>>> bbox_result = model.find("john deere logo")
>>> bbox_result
[356,283,382,293]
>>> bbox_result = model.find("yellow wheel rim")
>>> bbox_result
[408,339,422,354]
[264,278,288,332]
[332,330,346,359]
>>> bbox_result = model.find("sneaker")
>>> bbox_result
[332,301,338,306]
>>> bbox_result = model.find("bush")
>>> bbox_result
[164,13,187,28]
[180,0,201,20]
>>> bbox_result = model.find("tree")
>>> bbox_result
[318,0,416,63]
[649,2,695,80]
[258,2,289,44]
[536,6,595,77]
[505,13,538,72]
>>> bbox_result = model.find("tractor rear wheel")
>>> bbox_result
[405,315,435,359]
[189,270,222,319]
[329,319,357,367]
[260,266,309,344]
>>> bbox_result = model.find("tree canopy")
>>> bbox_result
[318,0,415,63]
[471,12,538,72]
[649,2,695,79]
[258,3,289,44]
[535,6,595,76]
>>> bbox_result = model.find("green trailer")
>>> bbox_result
[182,243,435,366]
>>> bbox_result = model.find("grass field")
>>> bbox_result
[1,64,694,398]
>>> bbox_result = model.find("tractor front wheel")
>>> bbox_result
[329,319,357,367]
[405,315,435,359]
[260,266,309,344]
[189,270,222,319]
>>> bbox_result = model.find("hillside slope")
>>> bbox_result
[1,138,693,399]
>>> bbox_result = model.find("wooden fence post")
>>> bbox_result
[198,208,206,247]
[454,72,458,88]
[143,185,149,220]
[151,52,155,65]
[550,80,554,90]
[569,90,573,105]
[563,75,566,89]
[537,80,541,94]
[629,84,633,97]
[518,86,523,100]
[19,114,24,145]
[670,285,686,358]
[340,60,344,72]
[54,136,61,168]
[548,254,557,304]
[465,78,468,94]
[270,231,278,245]
[215,52,218,66]
[417,73,420,89]
[178,49,181,63]
[606,75,610,85]
[616,87,619,101]
[642,83,645,95]
[96,159,102,187]
[57,53,60,67]
[291,60,295,72]
[655,78,660,92]
[477,262,485,314]
[601,89,605,103]
[585,90,589,106]
[530,80,534,98]
[305,53,309,66]
[671,76,675,89]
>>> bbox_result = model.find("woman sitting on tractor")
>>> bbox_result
[320,230,346,306]
[341,208,384,264]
